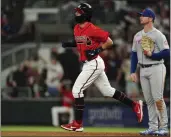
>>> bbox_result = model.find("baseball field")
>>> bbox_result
[1,126,169,137]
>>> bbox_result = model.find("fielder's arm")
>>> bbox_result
[131,35,138,73]
[150,49,170,60]
[130,35,138,82]
[150,34,170,60]
[131,51,138,73]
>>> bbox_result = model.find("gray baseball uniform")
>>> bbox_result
[132,27,169,130]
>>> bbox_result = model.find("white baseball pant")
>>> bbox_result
[72,56,116,98]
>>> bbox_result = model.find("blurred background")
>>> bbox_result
[1,0,170,128]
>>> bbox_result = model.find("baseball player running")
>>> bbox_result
[61,3,143,132]
[130,8,170,136]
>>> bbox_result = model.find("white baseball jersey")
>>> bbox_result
[46,62,64,87]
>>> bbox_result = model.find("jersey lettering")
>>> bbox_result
[75,36,92,46]
[74,22,109,61]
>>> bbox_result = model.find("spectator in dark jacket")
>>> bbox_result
[10,64,28,97]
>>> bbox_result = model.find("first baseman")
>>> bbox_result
[61,3,143,132]
[130,8,170,136]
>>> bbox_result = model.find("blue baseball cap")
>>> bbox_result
[138,8,155,21]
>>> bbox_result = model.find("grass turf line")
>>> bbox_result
[1,126,146,133]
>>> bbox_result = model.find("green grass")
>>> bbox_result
[1,126,146,133]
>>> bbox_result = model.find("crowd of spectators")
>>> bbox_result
[1,0,35,44]
[2,0,170,100]
[3,49,77,107]
[3,46,170,101]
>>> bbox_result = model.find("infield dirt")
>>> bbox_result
[2,131,170,137]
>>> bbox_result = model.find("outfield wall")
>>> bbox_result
[1,99,170,128]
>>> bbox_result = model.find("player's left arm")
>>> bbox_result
[91,37,113,54]
[150,33,170,60]
[92,27,113,50]
[100,37,113,49]
[85,37,113,60]
[85,28,113,59]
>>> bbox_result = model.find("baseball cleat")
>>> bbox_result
[139,128,158,136]
[61,120,84,132]
[155,128,169,136]
[133,100,143,123]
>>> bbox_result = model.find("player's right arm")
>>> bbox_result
[130,35,138,82]
[62,25,77,48]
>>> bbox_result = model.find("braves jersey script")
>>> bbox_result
[74,22,109,61]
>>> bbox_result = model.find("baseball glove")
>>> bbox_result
[141,36,154,53]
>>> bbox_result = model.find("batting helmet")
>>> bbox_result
[74,3,93,23]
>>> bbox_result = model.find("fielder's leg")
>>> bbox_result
[139,75,158,135]
[150,64,168,136]
[94,71,143,123]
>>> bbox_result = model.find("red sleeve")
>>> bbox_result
[90,26,109,42]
